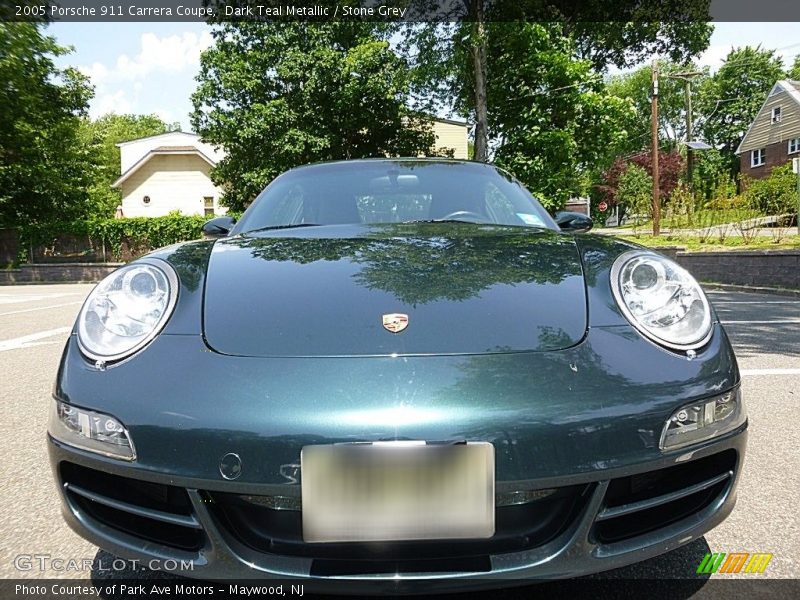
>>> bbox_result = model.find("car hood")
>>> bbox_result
[202,224,587,357]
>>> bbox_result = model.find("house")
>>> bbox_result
[430,118,469,159]
[112,131,227,218]
[736,79,800,179]
[112,119,468,218]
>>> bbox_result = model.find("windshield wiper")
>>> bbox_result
[402,219,486,224]
[244,223,323,234]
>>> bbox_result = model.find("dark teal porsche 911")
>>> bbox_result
[48,159,746,591]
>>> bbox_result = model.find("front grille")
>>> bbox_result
[205,484,593,563]
[592,450,737,544]
[60,462,204,551]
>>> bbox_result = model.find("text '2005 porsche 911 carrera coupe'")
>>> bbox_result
[48,159,746,592]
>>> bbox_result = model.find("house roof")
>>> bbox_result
[111,147,217,188]
[736,79,800,155]
[115,131,199,148]
[783,79,800,102]
[152,145,200,152]
[432,117,468,127]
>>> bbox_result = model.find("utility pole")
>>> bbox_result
[685,81,693,188]
[651,59,660,236]
[667,71,703,192]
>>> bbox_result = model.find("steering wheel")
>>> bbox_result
[438,210,487,223]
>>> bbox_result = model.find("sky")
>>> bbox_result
[48,22,800,132]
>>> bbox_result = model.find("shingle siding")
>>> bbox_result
[431,120,469,159]
[119,154,226,217]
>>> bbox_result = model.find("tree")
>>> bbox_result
[191,22,436,211]
[606,61,708,157]
[81,114,173,217]
[0,23,94,226]
[400,12,710,208]
[486,24,632,209]
[401,3,711,158]
[566,18,713,72]
[596,150,685,217]
[696,46,786,173]
[789,56,800,80]
[615,164,653,220]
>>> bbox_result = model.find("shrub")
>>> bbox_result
[741,164,798,216]
[616,164,653,230]
[18,212,220,263]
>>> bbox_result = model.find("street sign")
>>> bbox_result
[598,201,608,212]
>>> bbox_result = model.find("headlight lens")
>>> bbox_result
[660,388,745,450]
[610,251,712,350]
[77,261,178,362]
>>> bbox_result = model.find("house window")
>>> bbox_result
[771,106,781,123]
[789,138,800,154]
[751,148,766,168]
[204,196,215,217]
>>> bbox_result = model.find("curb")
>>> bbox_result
[702,282,800,298]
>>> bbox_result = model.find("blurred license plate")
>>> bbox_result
[301,441,494,543]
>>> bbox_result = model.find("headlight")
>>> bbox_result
[77,260,178,362]
[610,250,712,351]
[660,388,745,450]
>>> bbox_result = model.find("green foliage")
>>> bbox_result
[400,16,709,209]
[696,46,786,173]
[0,23,95,227]
[789,56,800,81]
[662,183,695,235]
[486,24,633,209]
[741,164,800,216]
[80,114,173,218]
[606,61,708,157]
[192,22,436,211]
[19,213,209,262]
[565,18,713,72]
[616,164,653,221]
[692,148,736,202]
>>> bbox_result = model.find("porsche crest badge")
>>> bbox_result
[382,313,409,333]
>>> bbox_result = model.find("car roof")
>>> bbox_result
[285,157,497,173]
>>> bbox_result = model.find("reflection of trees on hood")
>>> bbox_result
[226,224,582,305]
[162,240,215,292]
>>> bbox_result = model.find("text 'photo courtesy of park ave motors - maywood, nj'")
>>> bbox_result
[1,2,800,599]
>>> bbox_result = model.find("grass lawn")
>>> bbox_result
[609,208,767,232]
[613,233,800,252]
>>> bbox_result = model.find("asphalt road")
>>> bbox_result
[0,284,798,590]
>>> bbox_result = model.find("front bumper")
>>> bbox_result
[49,425,746,592]
[49,323,746,591]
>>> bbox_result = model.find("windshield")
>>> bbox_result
[232,161,558,234]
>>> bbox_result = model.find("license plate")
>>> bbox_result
[301,441,495,543]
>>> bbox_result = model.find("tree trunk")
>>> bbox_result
[471,0,489,162]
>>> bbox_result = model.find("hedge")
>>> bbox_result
[18,212,238,263]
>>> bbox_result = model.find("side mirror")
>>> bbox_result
[555,211,593,233]
[202,216,236,238]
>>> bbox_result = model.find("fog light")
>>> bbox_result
[660,388,745,451]
[49,400,136,460]
[496,488,557,507]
